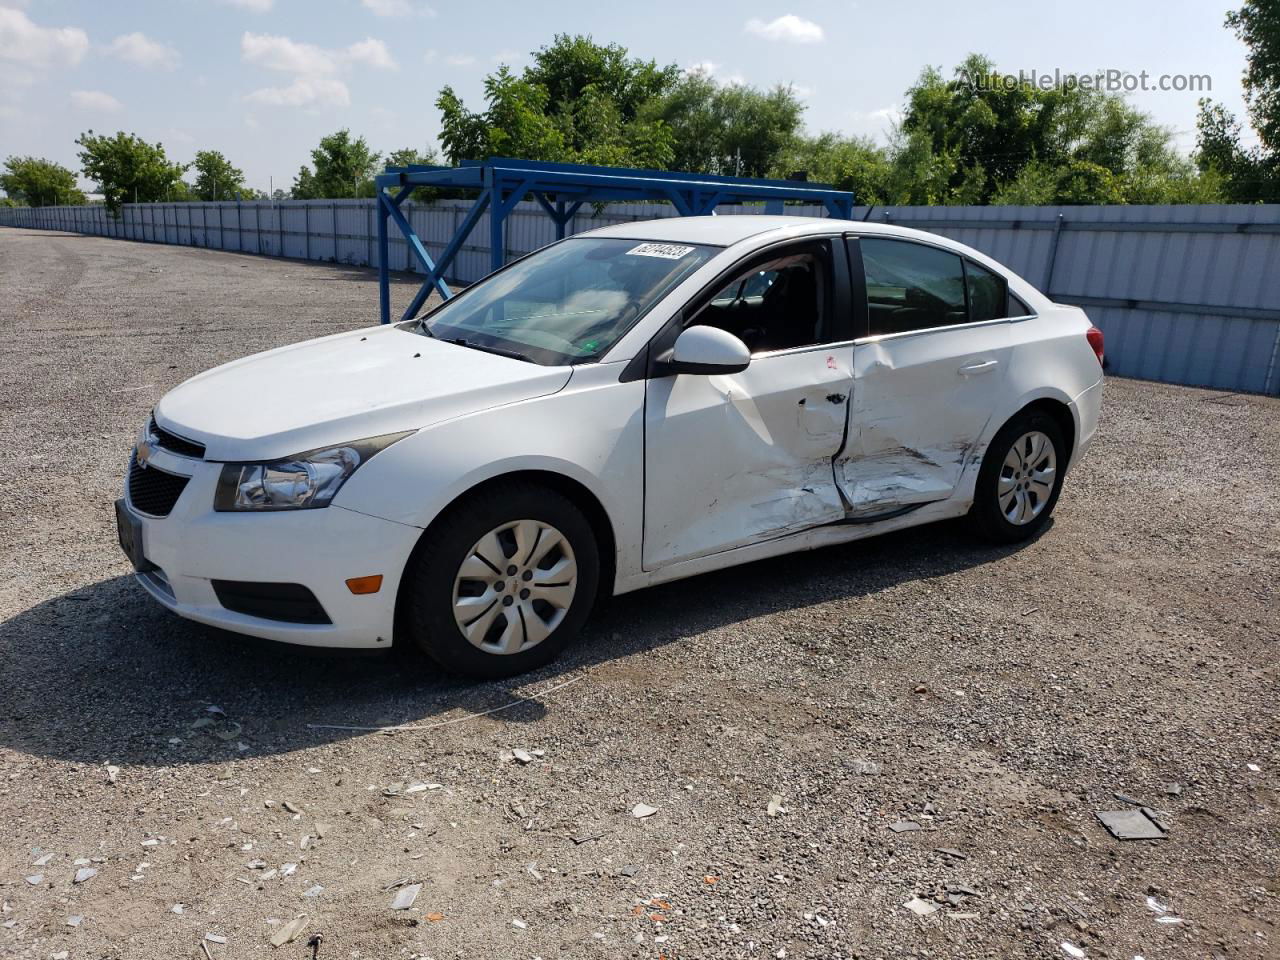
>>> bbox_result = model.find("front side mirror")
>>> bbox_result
[660,325,751,376]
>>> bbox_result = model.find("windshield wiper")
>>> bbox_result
[415,318,437,337]
[444,337,533,363]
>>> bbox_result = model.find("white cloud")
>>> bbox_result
[345,37,397,70]
[0,7,89,66]
[744,15,824,44]
[361,0,436,16]
[106,32,180,70]
[0,62,35,98]
[422,48,437,64]
[789,83,815,98]
[218,0,274,11]
[683,61,745,86]
[444,53,475,67]
[71,89,123,112]
[240,31,396,108]
[246,75,350,107]
[491,48,521,64]
[241,32,336,76]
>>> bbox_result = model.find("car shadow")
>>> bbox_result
[0,518,1043,767]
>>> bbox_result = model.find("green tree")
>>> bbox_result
[899,55,1222,204]
[292,130,381,199]
[641,72,806,177]
[438,68,567,164]
[523,33,679,162]
[386,146,442,201]
[1196,3,1280,201]
[437,37,682,170]
[75,130,187,213]
[190,150,246,201]
[0,156,87,206]
[1227,0,1280,154]
[525,34,678,126]
[769,133,893,204]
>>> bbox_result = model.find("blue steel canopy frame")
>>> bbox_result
[373,157,855,325]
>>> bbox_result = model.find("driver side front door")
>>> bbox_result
[642,240,855,569]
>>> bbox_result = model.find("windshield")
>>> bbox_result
[414,237,719,365]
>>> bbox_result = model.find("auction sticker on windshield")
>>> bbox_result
[627,242,696,259]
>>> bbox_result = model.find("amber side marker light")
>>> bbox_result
[346,575,383,595]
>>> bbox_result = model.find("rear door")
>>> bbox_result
[643,239,854,568]
[837,236,1016,516]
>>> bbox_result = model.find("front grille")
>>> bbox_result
[211,580,332,624]
[150,416,205,459]
[127,454,190,517]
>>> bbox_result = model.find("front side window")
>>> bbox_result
[862,238,967,336]
[690,244,830,354]
[415,237,719,365]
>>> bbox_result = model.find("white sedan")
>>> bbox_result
[116,216,1104,678]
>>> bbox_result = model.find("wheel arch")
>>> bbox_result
[393,469,619,646]
[1016,396,1076,467]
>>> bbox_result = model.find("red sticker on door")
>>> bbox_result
[826,355,837,370]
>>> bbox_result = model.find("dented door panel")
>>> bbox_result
[838,327,1013,516]
[644,346,852,569]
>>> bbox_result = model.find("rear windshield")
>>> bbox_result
[413,237,719,365]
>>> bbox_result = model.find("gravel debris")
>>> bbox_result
[389,883,422,910]
[0,230,1276,959]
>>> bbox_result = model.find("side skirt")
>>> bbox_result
[613,494,971,595]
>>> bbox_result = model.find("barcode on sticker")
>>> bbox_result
[627,242,695,259]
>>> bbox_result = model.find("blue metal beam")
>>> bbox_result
[382,194,450,300]
[397,190,491,322]
[377,192,390,325]
[374,157,854,322]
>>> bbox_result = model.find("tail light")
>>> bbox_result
[1086,325,1104,367]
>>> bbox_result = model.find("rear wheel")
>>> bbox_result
[402,482,599,679]
[968,410,1067,543]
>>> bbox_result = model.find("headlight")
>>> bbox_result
[214,431,412,512]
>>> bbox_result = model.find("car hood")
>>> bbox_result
[154,325,572,461]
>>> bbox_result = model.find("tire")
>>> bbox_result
[968,410,1067,544]
[402,481,600,679]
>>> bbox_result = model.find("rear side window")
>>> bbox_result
[862,238,967,335]
[965,259,1008,323]
[1008,291,1033,317]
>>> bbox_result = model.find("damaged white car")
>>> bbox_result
[117,216,1104,678]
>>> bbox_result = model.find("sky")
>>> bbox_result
[0,0,1259,194]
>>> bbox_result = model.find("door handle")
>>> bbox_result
[959,359,999,375]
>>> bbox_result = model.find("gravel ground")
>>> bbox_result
[0,227,1277,960]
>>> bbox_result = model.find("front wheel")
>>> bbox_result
[402,482,600,679]
[968,411,1067,543]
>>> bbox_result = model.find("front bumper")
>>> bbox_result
[119,449,423,649]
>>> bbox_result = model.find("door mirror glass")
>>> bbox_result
[666,326,751,375]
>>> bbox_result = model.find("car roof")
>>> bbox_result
[580,214,941,248]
